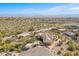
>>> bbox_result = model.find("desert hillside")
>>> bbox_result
[0,17,79,56]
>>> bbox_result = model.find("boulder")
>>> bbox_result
[58,28,66,31]
[63,32,76,37]
[33,41,41,47]
[24,41,41,50]
[19,46,51,56]
[3,35,13,41]
[24,43,34,49]
[35,33,55,45]
[17,32,30,37]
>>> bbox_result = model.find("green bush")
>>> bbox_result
[67,41,76,51]
[0,39,22,52]
[0,30,6,37]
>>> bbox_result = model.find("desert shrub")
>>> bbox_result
[13,43,22,52]
[76,45,79,50]
[11,29,23,35]
[28,26,34,32]
[57,50,61,55]
[19,36,37,45]
[60,47,63,50]
[52,30,60,34]
[67,41,76,51]
[64,25,79,29]
[0,30,14,37]
[0,30,7,37]
[73,52,79,56]
[0,39,13,52]
[4,43,22,52]
[2,43,12,52]
[0,39,23,52]
[64,52,72,56]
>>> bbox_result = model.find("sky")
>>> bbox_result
[0,3,79,16]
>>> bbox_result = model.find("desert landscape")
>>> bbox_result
[0,17,79,56]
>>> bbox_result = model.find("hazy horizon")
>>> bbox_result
[0,3,79,17]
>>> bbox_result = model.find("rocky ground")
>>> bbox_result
[19,46,51,56]
[0,25,79,56]
[0,17,79,56]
